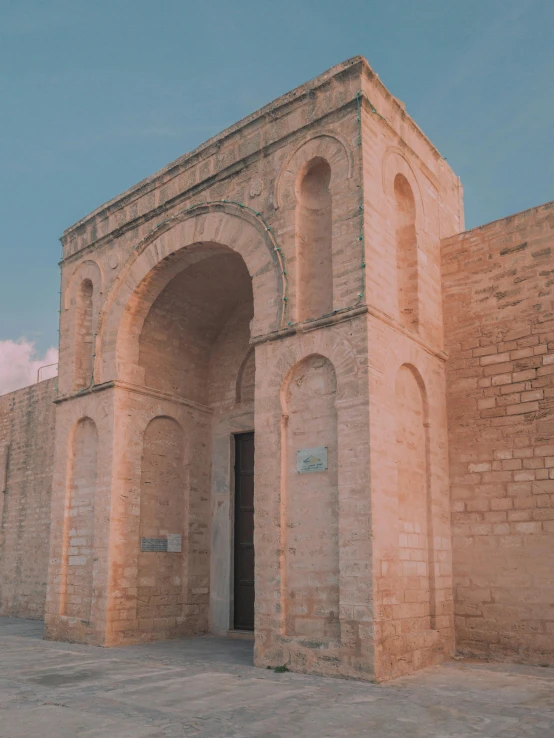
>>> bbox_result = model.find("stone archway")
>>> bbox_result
[98,211,282,644]
[97,205,285,386]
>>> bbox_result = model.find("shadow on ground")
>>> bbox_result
[0,617,552,737]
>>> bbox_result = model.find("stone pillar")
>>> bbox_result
[253,315,372,679]
[45,387,116,645]
[104,384,212,645]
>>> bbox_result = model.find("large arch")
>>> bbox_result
[97,223,259,641]
[97,205,284,385]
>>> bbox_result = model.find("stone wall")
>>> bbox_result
[0,378,56,619]
[443,201,554,663]
[44,56,463,679]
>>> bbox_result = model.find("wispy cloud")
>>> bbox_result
[0,339,58,396]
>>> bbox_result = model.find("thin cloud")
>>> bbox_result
[0,339,58,396]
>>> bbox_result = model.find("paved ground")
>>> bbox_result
[0,618,553,737]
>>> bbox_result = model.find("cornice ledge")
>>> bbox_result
[251,305,368,345]
[366,304,448,362]
[54,380,214,414]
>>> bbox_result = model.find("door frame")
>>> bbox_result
[231,430,255,631]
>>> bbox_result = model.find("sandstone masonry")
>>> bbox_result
[0,378,56,618]
[443,201,554,664]
[0,56,552,681]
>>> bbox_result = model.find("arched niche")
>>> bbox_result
[381,148,426,231]
[394,174,419,332]
[395,364,434,632]
[138,416,186,624]
[136,248,253,403]
[281,354,340,640]
[61,416,98,620]
[275,132,352,210]
[275,134,353,324]
[74,278,94,388]
[295,157,333,321]
[62,260,102,392]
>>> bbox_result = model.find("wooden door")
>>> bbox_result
[233,432,255,630]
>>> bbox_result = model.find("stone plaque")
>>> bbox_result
[140,537,168,553]
[167,534,182,553]
[296,446,328,473]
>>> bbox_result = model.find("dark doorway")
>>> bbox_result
[233,432,255,631]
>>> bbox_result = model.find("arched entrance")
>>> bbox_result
[98,208,283,645]
[128,245,255,639]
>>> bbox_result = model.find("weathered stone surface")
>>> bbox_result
[0,378,56,619]
[443,200,554,665]
[34,55,461,681]
[1,55,552,684]
[1,618,553,738]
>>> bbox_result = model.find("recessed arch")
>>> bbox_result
[275,132,353,210]
[138,415,186,626]
[62,260,103,393]
[73,278,94,389]
[394,173,420,332]
[135,247,253,403]
[63,259,103,311]
[275,336,360,408]
[281,353,339,639]
[381,147,426,231]
[296,157,333,321]
[60,416,98,620]
[394,362,436,634]
[96,206,284,384]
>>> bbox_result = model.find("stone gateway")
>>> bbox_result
[0,57,553,682]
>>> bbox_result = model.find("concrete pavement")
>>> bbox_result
[0,617,553,737]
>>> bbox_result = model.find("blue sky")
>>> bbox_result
[0,0,553,356]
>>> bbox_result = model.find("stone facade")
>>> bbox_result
[0,56,552,681]
[443,201,554,664]
[0,378,56,619]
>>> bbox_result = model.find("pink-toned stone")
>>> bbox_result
[1,56,552,682]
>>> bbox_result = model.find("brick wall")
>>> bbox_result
[443,201,554,662]
[0,378,56,619]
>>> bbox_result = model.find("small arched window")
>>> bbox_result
[394,174,419,332]
[296,157,333,321]
[74,278,94,389]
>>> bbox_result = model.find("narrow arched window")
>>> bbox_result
[74,278,94,389]
[296,157,333,321]
[394,174,419,332]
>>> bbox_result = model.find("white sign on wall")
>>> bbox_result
[296,447,328,473]
[167,534,182,553]
[140,534,182,553]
